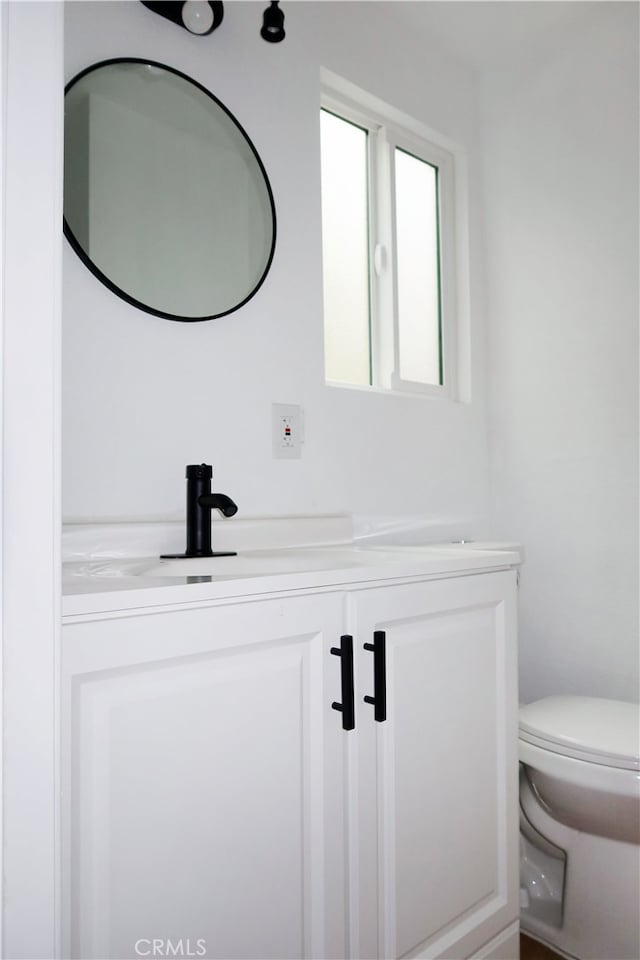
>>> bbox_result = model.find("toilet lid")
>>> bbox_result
[519,696,640,770]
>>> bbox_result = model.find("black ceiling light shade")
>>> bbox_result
[140,1,224,36]
[260,1,285,43]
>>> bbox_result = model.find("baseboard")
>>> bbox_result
[474,921,521,959]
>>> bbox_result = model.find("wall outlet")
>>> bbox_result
[272,403,303,459]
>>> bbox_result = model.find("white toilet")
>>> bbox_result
[518,695,640,960]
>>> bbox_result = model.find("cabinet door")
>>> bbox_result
[350,572,519,960]
[62,594,348,960]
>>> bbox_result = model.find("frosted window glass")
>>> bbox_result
[320,110,371,385]
[395,149,442,385]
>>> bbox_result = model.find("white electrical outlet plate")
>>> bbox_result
[272,403,303,459]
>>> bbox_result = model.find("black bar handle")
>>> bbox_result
[363,630,387,722]
[330,635,355,731]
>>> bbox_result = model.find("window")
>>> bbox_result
[320,110,372,386]
[320,85,461,398]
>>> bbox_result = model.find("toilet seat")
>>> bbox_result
[519,696,640,771]
[518,696,640,960]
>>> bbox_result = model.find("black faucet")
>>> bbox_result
[161,464,238,559]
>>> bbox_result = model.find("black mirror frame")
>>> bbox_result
[63,58,277,323]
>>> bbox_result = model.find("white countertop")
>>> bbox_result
[63,542,522,618]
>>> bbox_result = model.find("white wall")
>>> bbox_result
[63,1,491,537]
[482,3,639,702]
[2,3,63,954]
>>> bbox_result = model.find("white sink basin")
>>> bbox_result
[137,547,410,580]
[62,543,522,596]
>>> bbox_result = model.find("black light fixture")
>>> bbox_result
[260,1,285,43]
[141,1,224,35]
[141,1,285,42]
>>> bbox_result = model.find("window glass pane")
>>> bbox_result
[320,110,371,386]
[394,148,442,385]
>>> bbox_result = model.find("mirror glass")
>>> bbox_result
[64,59,276,321]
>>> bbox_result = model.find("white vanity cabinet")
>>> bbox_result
[62,593,349,960]
[350,573,518,960]
[62,567,518,960]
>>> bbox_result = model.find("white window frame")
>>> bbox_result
[321,72,469,401]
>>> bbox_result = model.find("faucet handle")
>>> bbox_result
[186,463,212,480]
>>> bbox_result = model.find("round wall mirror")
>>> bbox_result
[64,59,276,322]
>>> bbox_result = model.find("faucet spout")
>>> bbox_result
[199,493,238,518]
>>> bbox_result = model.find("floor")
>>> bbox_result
[520,934,565,960]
